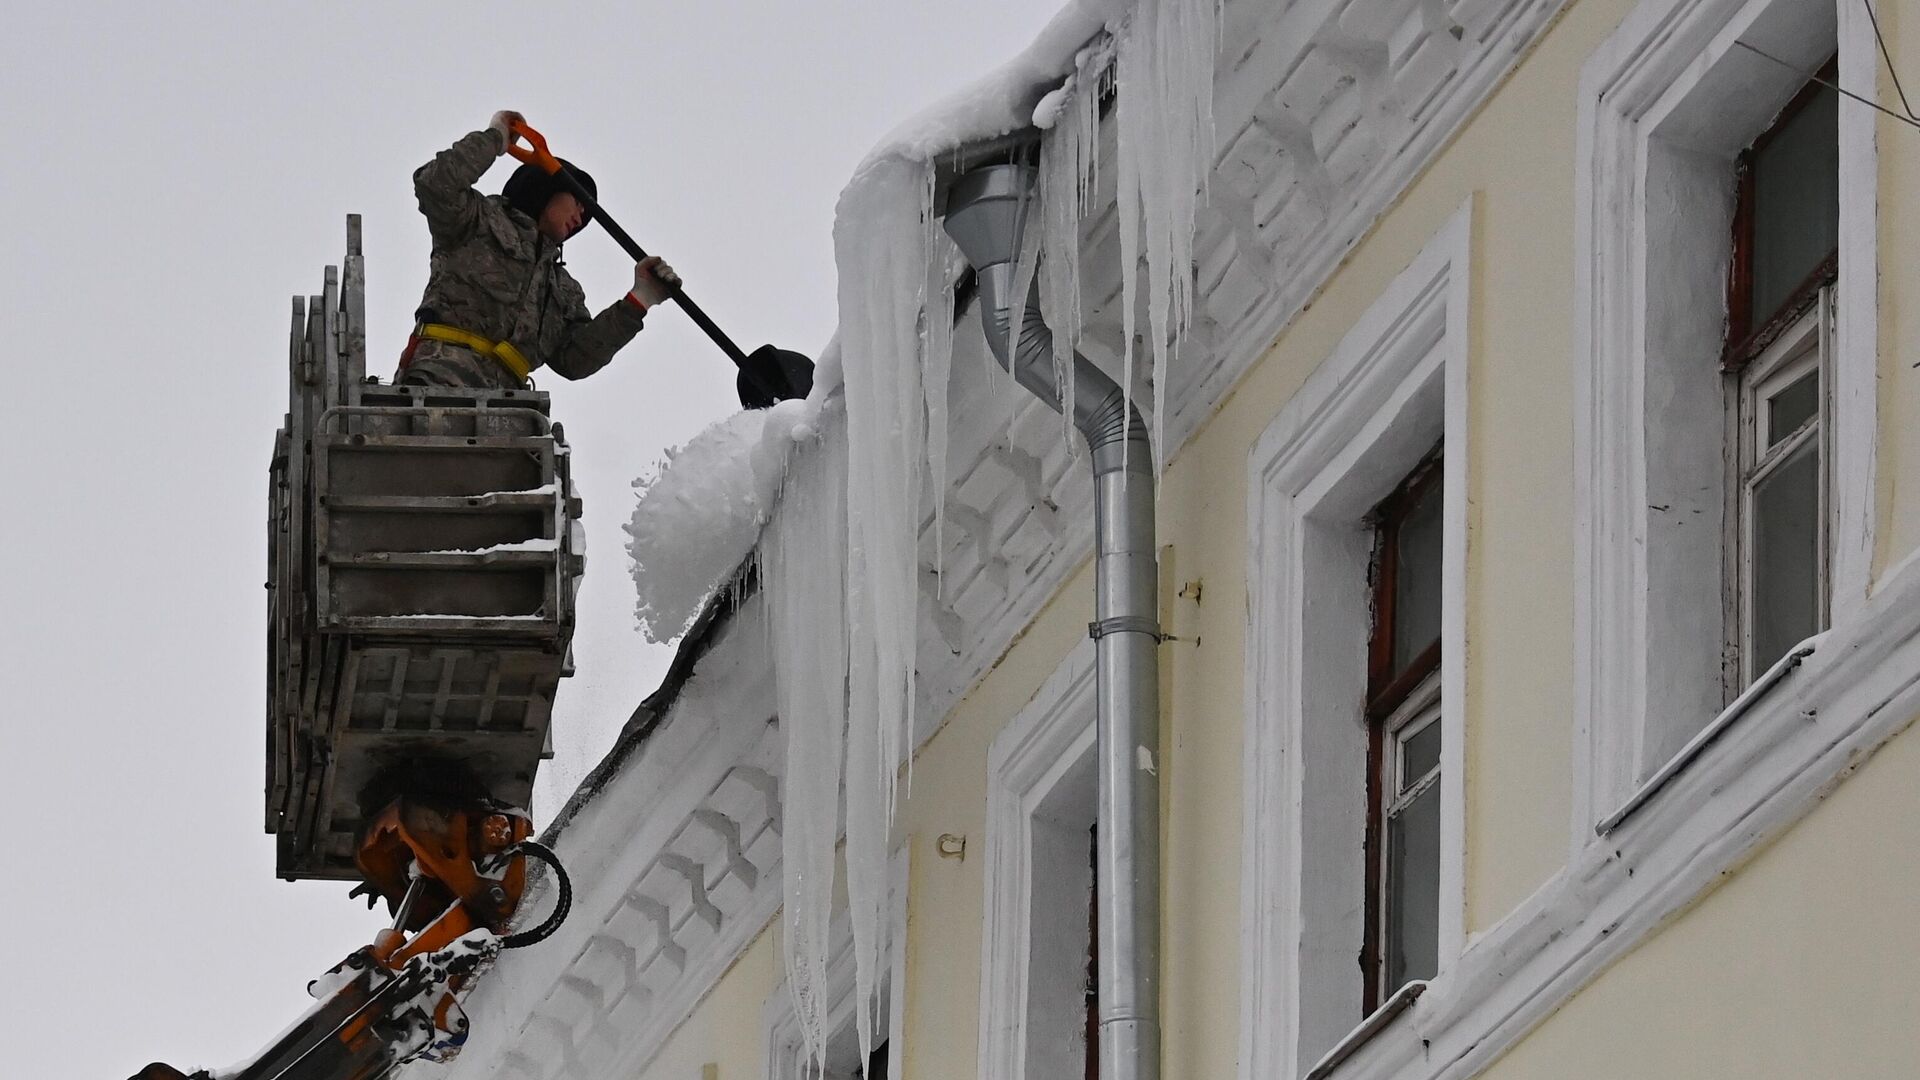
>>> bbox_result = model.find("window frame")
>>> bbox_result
[1571,0,1877,841]
[1365,674,1442,1012]
[1719,64,1839,699]
[977,643,1101,1080]
[1364,448,1446,721]
[1239,201,1471,1080]
[1722,58,1841,370]
[1728,293,1833,689]
[1361,449,1445,1013]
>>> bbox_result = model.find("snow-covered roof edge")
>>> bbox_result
[625,3,1123,648]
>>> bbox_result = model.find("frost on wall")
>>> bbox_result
[625,0,1216,1069]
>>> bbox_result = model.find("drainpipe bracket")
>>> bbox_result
[1088,616,1166,642]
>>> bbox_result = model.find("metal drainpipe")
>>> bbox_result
[942,161,1161,1080]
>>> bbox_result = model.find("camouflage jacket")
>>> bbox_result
[402,129,644,389]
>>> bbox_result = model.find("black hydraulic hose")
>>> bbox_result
[501,840,571,950]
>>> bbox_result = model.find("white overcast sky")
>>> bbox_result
[0,3,1058,1075]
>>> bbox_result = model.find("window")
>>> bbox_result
[1572,0,1875,827]
[1363,450,1443,1011]
[1724,68,1836,689]
[1240,205,1469,1080]
[978,644,1100,1080]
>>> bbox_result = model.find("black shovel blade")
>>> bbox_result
[737,345,815,410]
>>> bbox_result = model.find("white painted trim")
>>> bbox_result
[1571,0,1876,847]
[1240,204,1472,1080]
[763,844,909,1080]
[976,641,1099,1080]
[1831,0,1880,619]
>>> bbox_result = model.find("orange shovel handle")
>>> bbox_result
[506,120,562,175]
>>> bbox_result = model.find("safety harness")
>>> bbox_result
[401,323,534,385]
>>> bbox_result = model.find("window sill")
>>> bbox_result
[1302,980,1429,1080]
[1596,637,1820,836]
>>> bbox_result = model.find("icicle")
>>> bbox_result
[1005,176,1045,436]
[1037,41,1109,456]
[766,420,850,1069]
[833,155,933,1065]
[922,172,959,581]
[1113,0,1216,471]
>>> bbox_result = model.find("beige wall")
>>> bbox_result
[637,0,1920,1075]
[1482,706,1920,1079]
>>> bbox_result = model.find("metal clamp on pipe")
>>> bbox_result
[1089,616,1166,642]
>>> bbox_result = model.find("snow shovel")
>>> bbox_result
[506,121,813,409]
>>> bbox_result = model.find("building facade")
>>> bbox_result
[421,0,1920,1077]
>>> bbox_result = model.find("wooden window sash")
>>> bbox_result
[1361,446,1443,1012]
[1722,57,1839,371]
[1365,446,1445,720]
[1733,296,1831,688]
[1363,676,1441,1012]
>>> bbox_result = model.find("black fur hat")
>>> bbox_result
[502,158,597,234]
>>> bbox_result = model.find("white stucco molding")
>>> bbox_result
[1241,203,1472,1080]
[977,640,1099,1080]
[1571,0,1878,846]
[1295,549,1920,1080]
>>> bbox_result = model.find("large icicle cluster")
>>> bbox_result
[1036,38,1114,453]
[832,157,947,1059]
[623,0,1218,1071]
[1115,0,1217,466]
[764,415,849,1058]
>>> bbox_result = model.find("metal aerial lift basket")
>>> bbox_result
[267,216,581,881]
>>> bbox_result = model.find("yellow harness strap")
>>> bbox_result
[418,323,533,384]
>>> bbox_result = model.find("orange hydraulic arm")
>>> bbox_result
[129,797,569,1080]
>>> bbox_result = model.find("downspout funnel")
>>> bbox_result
[944,161,1162,1080]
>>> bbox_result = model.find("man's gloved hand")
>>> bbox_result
[628,255,683,311]
[489,110,525,154]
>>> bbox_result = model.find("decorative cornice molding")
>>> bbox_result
[425,610,787,1080]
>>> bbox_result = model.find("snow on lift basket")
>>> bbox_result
[266,216,580,881]
[504,120,813,409]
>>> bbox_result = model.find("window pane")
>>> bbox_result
[1400,719,1441,791]
[1386,778,1441,992]
[1766,368,1820,447]
[1752,438,1822,670]
[1392,481,1443,674]
[1750,83,1839,326]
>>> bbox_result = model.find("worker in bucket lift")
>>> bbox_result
[396,109,681,390]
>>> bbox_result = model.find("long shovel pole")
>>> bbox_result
[506,121,781,400]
